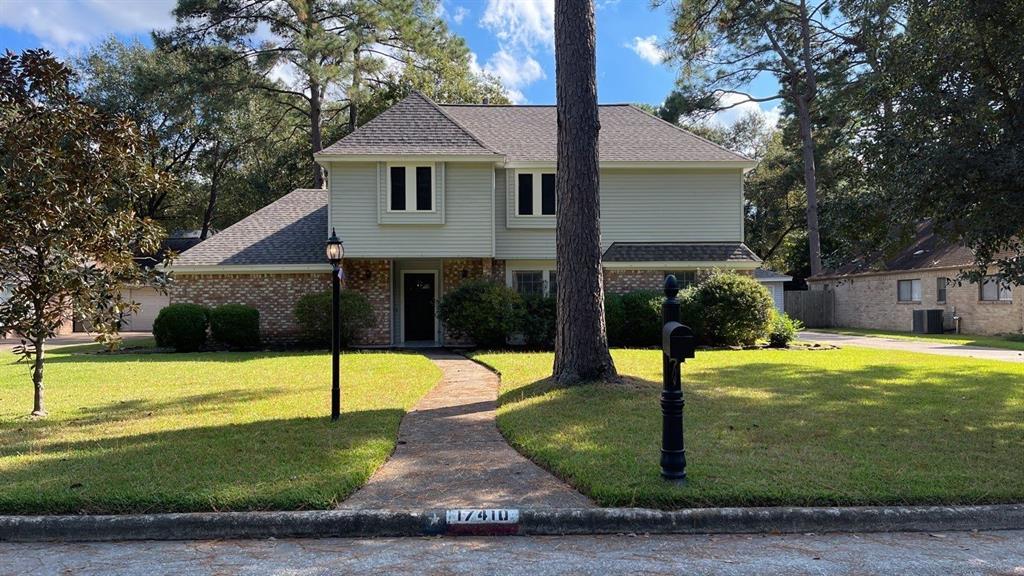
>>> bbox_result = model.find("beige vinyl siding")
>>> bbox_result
[329,161,493,258]
[495,167,745,260]
[377,162,446,224]
[495,169,555,259]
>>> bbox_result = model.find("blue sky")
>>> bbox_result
[0,0,779,123]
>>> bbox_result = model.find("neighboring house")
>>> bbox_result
[807,222,1024,335]
[755,269,792,313]
[170,92,761,345]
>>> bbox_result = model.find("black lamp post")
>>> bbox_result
[325,228,344,421]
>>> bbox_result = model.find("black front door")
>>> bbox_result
[403,273,436,341]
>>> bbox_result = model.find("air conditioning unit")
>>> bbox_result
[912,309,944,334]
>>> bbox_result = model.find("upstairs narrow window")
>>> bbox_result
[517,173,533,216]
[416,167,432,211]
[516,171,556,216]
[390,166,406,211]
[541,173,556,215]
[388,164,434,212]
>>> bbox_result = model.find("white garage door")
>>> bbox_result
[122,287,169,332]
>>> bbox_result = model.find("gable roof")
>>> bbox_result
[603,242,761,264]
[316,92,751,164]
[440,103,750,163]
[174,189,326,267]
[318,92,498,157]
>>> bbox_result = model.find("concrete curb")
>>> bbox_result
[2,504,1022,542]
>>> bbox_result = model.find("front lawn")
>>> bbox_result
[811,327,1024,351]
[474,348,1024,509]
[0,347,440,514]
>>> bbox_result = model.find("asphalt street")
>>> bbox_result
[1,530,1022,575]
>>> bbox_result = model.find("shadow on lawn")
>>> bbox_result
[495,358,1024,507]
[0,409,406,515]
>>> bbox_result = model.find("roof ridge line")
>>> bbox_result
[416,92,502,155]
[625,104,753,163]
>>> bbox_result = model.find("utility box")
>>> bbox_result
[912,309,945,334]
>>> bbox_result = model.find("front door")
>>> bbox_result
[403,273,436,342]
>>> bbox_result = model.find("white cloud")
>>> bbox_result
[626,35,665,66]
[476,0,553,103]
[0,0,177,49]
[480,0,554,52]
[709,92,781,128]
[452,6,469,25]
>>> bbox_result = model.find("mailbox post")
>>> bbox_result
[660,275,695,481]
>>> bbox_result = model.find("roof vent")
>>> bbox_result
[482,96,490,105]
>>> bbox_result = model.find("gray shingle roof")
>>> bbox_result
[755,268,792,281]
[603,242,761,263]
[318,92,498,156]
[175,189,327,266]
[440,103,750,163]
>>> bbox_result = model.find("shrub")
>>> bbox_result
[438,280,521,348]
[619,290,663,347]
[690,271,774,346]
[519,295,556,349]
[210,304,260,349]
[293,290,374,347]
[767,310,803,348]
[153,303,210,352]
[604,292,626,346]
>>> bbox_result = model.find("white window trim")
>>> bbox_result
[506,261,557,297]
[514,170,556,217]
[387,163,436,213]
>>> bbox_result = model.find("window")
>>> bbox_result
[936,277,948,303]
[664,271,697,288]
[512,269,557,297]
[388,164,433,212]
[514,271,544,297]
[897,279,921,302]
[516,171,556,216]
[980,276,1012,302]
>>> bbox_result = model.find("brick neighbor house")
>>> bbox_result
[169,92,765,345]
[807,222,1023,336]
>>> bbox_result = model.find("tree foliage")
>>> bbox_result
[0,50,172,416]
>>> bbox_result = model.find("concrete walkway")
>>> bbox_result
[338,350,592,510]
[0,332,152,352]
[4,531,1022,575]
[801,331,1024,363]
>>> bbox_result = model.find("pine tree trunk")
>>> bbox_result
[310,81,326,189]
[349,48,361,133]
[31,339,45,417]
[796,96,823,277]
[552,0,617,384]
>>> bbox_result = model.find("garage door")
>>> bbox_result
[122,287,169,332]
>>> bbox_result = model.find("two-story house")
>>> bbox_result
[170,92,760,345]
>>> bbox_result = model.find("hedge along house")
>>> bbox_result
[807,221,1024,336]
[169,92,760,346]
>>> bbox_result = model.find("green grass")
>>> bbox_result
[473,348,1024,509]
[811,327,1024,351]
[0,347,440,514]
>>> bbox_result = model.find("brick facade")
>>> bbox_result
[342,259,392,345]
[810,270,1024,336]
[170,259,392,346]
[603,269,665,293]
[170,272,330,343]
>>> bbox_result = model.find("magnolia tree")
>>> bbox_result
[0,50,173,417]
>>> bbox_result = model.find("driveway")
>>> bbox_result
[800,331,1024,363]
[2,531,1021,575]
[0,332,152,353]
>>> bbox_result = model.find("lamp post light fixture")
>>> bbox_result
[326,228,344,421]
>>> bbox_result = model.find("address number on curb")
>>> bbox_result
[446,509,519,524]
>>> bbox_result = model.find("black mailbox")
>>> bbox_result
[662,321,695,362]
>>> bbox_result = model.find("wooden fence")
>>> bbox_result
[784,290,835,328]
